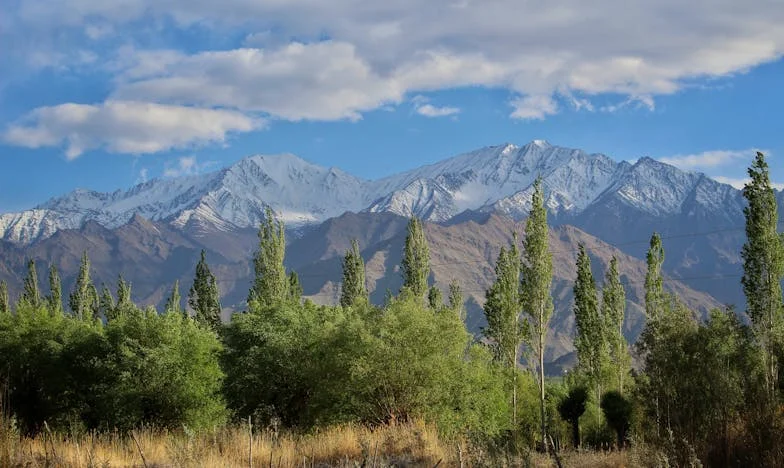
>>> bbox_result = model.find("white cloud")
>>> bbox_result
[7,0,784,122]
[416,104,460,117]
[163,155,216,178]
[136,167,149,184]
[411,95,460,118]
[659,148,765,171]
[510,95,559,120]
[3,101,261,158]
[114,43,406,121]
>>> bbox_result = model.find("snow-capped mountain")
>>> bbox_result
[0,141,749,245]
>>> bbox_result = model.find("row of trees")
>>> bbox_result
[1,153,783,465]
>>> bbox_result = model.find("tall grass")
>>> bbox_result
[1,392,634,468]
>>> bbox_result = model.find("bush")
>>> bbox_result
[100,308,227,431]
[0,304,226,433]
[600,391,632,448]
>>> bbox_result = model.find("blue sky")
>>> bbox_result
[1,0,783,212]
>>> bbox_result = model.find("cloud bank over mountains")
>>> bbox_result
[2,0,783,156]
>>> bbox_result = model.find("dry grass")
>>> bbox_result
[0,405,640,468]
[1,420,455,467]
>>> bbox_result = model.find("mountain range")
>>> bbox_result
[0,140,770,368]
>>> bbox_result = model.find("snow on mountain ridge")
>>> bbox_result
[0,143,750,244]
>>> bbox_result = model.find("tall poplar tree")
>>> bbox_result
[521,177,554,449]
[0,280,9,315]
[248,207,289,308]
[484,235,525,425]
[288,272,303,304]
[21,259,41,308]
[401,217,430,299]
[47,264,63,315]
[69,252,98,320]
[116,275,132,309]
[602,257,629,394]
[428,286,443,310]
[165,280,182,315]
[340,239,368,308]
[99,284,116,320]
[645,233,665,319]
[741,151,784,401]
[448,279,464,320]
[573,244,606,399]
[189,250,222,331]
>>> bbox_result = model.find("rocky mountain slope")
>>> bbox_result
[0,212,721,366]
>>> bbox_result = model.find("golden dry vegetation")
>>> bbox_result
[0,419,640,468]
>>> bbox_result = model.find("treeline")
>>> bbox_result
[1,154,783,466]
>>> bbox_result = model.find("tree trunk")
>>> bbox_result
[539,317,547,454]
[571,419,580,449]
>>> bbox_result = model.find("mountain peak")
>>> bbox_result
[0,140,752,244]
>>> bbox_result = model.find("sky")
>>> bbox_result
[1,0,783,212]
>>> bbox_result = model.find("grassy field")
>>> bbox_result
[0,419,641,467]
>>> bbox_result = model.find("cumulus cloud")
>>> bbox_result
[3,101,261,158]
[163,155,216,178]
[510,95,559,120]
[114,43,405,121]
[416,104,460,117]
[659,149,765,171]
[410,95,459,118]
[6,0,784,123]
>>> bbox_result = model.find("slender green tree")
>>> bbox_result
[248,207,289,308]
[0,280,8,315]
[188,250,222,331]
[484,235,526,425]
[116,275,132,309]
[340,239,368,308]
[645,233,665,319]
[521,177,554,450]
[573,244,606,399]
[69,252,98,320]
[401,217,430,299]
[427,286,443,310]
[741,151,784,401]
[21,259,41,308]
[47,264,63,315]
[448,279,464,320]
[99,284,116,320]
[288,272,302,304]
[165,280,182,316]
[602,257,630,394]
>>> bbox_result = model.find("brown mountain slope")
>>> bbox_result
[292,213,722,362]
[0,212,722,366]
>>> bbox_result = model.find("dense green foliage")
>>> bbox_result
[0,302,225,434]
